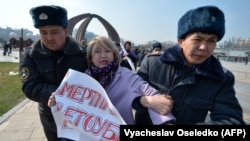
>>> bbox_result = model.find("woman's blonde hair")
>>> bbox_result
[86,36,122,66]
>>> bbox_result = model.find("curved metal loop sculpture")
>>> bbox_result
[68,13,120,43]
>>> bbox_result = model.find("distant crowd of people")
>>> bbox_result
[233,56,249,65]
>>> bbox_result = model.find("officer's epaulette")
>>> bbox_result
[147,53,161,57]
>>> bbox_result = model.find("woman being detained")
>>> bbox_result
[48,36,175,124]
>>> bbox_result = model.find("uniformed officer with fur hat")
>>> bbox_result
[135,5,245,125]
[20,5,88,141]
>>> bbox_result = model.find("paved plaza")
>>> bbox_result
[0,49,250,141]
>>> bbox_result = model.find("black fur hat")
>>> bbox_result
[30,5,68,28]
[152,42,162,50]
[177,5,225,41]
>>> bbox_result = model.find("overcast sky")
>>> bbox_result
[1,0,250,44]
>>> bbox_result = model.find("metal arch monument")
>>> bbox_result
[68,13,121,43]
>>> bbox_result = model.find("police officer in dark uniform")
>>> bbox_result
[19,5,88,141]
[135,5,245,125]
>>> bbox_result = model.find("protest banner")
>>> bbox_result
[51,69,126,141]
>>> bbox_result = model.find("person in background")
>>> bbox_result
[8,41,12,55]
[244,55,248,65]
[140,42,163,64]
[120,41,138,70]
[151,42,162,55]
[48,36,175,125]
[19,5,88,141]
[134,5,245,125]
[3,41,9,56]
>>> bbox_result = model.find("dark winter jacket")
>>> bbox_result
[135,44,245,125]
[20,36,88,117]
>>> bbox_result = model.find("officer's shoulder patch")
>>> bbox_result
[20,67,30,80]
